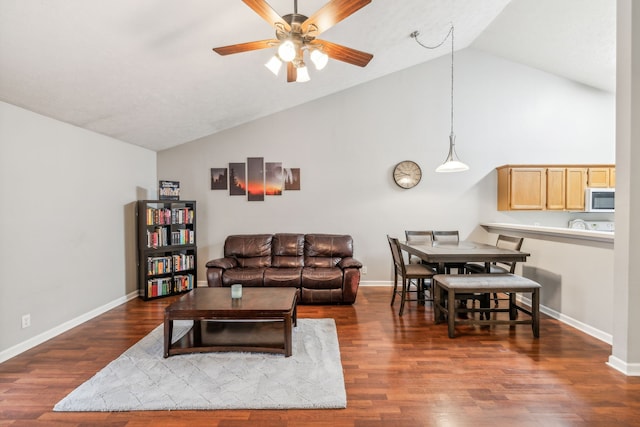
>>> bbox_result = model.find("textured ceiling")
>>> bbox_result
[0,0,615,151]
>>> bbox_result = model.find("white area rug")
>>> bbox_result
[53,318,345,411]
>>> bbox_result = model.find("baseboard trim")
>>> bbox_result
[359,280,393,286]
[607,355,640,376]
[517,295,612,345]
[0,290,139,364]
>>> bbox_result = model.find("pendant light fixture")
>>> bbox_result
[411,25,469,173]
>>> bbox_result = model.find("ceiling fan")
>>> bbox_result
[212,0,374,82]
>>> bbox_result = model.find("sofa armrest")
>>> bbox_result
[206,257,238,287]
[338,257,362,269]
[206,257,237,270]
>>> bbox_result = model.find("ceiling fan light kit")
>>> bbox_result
[213,0,373,83]
[277,39,297,62]
[295,64,310,82]
[310,48,329,70]
[264,55,283,75]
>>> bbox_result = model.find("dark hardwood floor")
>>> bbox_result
[1,286,639,426]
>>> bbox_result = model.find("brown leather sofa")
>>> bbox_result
[205,233,362,304]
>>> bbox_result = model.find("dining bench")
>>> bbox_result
[432,273,541,338]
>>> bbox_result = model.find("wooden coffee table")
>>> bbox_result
[164,287,298,358]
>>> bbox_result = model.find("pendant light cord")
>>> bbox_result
[410,25,455,135]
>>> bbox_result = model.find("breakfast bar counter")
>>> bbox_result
[481,222,614,247]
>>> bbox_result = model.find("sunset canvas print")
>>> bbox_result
[247,157,264,201]
[210,168,227,190]
[229,162,246,196]
[265,162,283,196]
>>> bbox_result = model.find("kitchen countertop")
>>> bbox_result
[481,222,614,247]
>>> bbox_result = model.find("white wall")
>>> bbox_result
[0,101,157,358]
[158,48,615,286]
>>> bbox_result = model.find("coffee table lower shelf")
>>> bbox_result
[166,320,292,357]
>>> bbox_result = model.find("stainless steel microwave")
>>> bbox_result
[585,188,615,212]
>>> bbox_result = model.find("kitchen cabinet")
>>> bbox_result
[546,168,566,210]
[610,168,616,187]
[587,168,611,187]
[565,168,588,211]
[497,164,611,211]
[497,167,546,210]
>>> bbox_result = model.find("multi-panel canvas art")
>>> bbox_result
[211,159,300,201]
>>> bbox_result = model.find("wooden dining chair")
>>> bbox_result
[404,230,433,264]
[387,235,436,316]
[465,234,525,306]
[431,230,466,273]
[404,230,439,300]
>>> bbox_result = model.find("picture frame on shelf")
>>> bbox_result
[159,180,180,200]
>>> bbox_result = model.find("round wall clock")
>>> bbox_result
[393,160,422,189]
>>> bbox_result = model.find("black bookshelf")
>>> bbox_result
[137,200,197,300]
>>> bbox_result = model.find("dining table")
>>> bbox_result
[399,240,530,274]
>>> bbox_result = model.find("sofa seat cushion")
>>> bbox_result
[301,267,343,289]
[264,267,302,287]
[222,268,265,287]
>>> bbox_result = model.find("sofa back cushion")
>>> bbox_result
[272,233,304,267]
[224,234,272,268]
[304,234,353,268]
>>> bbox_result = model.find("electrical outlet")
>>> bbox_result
[21,314,31,329]
[362,266,367,275]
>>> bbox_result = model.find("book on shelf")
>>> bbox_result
[170,229,194,245]
[147,256,173,275]
[147,277,173,297]
[171,207,193,224]
[174,274,194,292]
[172,253,194,272]
[146,227,169,248]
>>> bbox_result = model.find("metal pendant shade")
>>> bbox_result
[436,133,468,172]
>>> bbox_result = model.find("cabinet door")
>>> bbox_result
[509,168,546,210]
[546,168,566,210]
[566,168,587,211]
[609,167,616,187]
[588,168,610,187]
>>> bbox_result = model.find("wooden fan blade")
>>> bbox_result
[301,0,371,35]
[287,62,297,82]
[242,0,291,31]
[310,39,373,67]
[212,39,276,55]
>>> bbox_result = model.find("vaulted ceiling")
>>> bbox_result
[0,0,615,151]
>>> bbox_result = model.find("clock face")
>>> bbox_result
[393,161,422,189]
